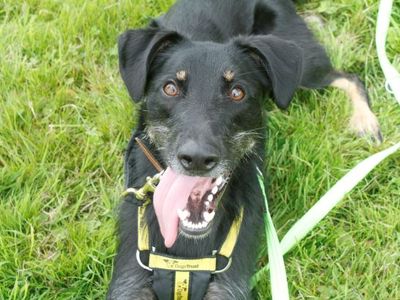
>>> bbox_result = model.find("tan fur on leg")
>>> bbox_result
[330,77,382,142]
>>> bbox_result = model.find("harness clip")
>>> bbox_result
[123,171,163,202]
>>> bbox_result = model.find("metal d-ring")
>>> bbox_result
[212,257,232,274]
[136,250,153,272]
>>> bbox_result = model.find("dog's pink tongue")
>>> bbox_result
[153,167,212,248]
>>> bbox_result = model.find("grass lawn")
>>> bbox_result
[1,0,399,299]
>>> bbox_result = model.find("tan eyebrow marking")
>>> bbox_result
[176,70,187,81]
[223,70,235,82]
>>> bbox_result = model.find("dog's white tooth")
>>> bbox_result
[181,212,187,221]
[203,211,215,222]
[183,219,189,227]
[201,221,207,228]
[211,186,218,195]
[183,209,190,219]
[216,176,223,186]
[207,194,213,202]
[205,201,210,208]
[177,209,184,220]
[195,223,200,229]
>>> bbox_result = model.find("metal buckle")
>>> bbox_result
[123,171,163,202]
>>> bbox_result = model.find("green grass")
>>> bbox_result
[0,0,399,299]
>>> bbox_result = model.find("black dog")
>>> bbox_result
[108,0,381,299]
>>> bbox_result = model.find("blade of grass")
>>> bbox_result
[255,168,289,300]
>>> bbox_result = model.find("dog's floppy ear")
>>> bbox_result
[118,28,183,101]
[236,35,303,109]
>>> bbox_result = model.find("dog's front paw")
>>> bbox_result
[349,109,383,143]
[107,287,156,300]
[204,282,233,300]
[136,287,157,300]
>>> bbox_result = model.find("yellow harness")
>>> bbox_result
[123,173,244,300]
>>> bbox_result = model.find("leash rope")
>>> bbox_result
[252,1,400,298]
[134,137,164,172]
[376,0,400,103]
[256,168,289,300]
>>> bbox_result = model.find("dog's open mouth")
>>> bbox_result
[178,174,229,237]
[153,167,230,248]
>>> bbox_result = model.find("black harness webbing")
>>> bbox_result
[123,173,244,300]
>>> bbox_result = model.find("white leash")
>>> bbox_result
[257,169,290,300]
[252,1,400,298]
[376,0,400,103]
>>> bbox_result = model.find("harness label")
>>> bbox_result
[149,254,216,271]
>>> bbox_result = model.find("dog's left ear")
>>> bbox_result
[235,35,304,109]
[118,28,183,101]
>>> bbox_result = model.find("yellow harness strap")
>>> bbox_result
[122,173,162,251]
[219,208,244,258]
[174,271,190,299]
[138,204,150,251]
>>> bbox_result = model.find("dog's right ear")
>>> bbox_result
[118,28,183,101]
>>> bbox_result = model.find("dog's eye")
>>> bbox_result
[229,86,245,102]
[163,81,179,97]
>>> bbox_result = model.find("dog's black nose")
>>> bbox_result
[178,141,219,172]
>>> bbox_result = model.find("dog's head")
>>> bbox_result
[119,26,303,247]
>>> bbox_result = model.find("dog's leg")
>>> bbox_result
[251,3,382,142]
[204,280,250,300]
[108,281,155,300]
[107,202,156,300]
[327,71,382,142]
